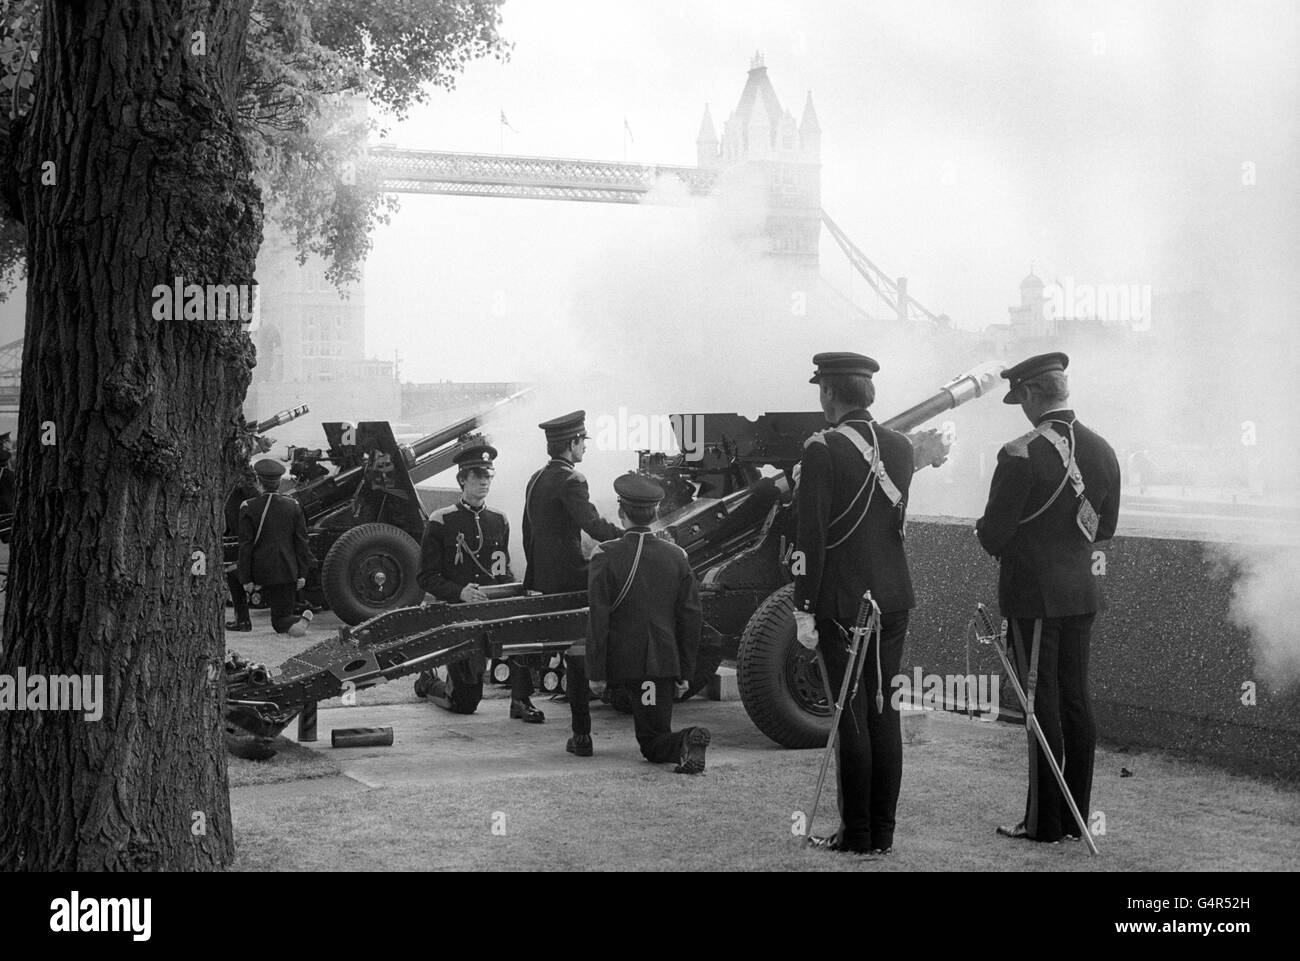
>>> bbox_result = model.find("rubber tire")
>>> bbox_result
[321,523,424,626]
[737,584,832,749]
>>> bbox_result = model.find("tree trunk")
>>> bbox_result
[0,0,259,870]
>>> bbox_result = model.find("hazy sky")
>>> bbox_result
[360,0,1300,382]
[2,0,1295,388]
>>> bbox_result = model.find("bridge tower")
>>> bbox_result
[697,53,822,269]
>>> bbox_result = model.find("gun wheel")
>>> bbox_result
[321,523,424,625]
[737,584,832,748]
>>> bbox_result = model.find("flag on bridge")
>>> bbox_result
[623,116,634,143]
[500,109,517,132]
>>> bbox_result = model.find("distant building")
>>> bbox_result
[982,269,1150,360]
[1008,271,1052,339]
[697,53,822,268]
[245,222,400,448]
[242,93,402,445]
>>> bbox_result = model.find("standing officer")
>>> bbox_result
[413,443,543,722]
[793,352,916,856]
[237,458,314,637]
[586,474,709,773]
[977,352,1120,844]
[224,460,260,632]
[522,411,621,756]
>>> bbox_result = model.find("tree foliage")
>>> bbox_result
[0,0,511,295]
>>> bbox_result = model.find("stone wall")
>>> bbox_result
[904,516,1300,778]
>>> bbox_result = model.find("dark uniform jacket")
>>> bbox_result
[793,408,916,618]
[417,501,514,602]
[586,528,702,684]
[225,479,259,537]
[522,458,621,594]
[976,410,1121,618]
[237,491,312,587]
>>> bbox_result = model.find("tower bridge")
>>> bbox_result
[0,54,944,414]
[359,53,946,332]
[370,148,719,204]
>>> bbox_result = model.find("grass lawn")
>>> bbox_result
[224,610,1300,871]
[228,737,341,788]
[229,710,1300,872]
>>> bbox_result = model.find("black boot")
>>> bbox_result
[566,734,593,757]
[807,834,881,856]
[510,698,545,723]
[674,726,711,774]
[225,620,252,632]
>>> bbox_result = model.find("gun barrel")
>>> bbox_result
[254,403,310,434]
[881,361,1005,433]
[406,387,534,461]
[407,415,480,460]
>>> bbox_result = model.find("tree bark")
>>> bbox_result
[0,0,259,870]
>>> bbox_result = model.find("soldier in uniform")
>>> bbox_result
[793,352,916,856]
[224,460,260,632]
[522,411,622,756]
[413,443,543,722]
[977,352,1120,843]
[237,458,314,637]
[587,474,709,772]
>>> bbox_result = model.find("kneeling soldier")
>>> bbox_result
[238,458,314,637]
[414,444,543,722]
[585,474,709,773]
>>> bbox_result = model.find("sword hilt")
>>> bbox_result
[848,591,880,705]
[849,591,874,635]
[973,602,1002,645]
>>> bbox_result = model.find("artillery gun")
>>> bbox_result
[290,390,532,623]
[225,364,1004,758]
[223,394,528,618]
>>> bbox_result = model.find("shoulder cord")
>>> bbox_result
[456,514,500,580]
[1018,422,1078,526]
[454,505,485,563]
[253,494,274,546]
[827,419,875,525]
[457,536,498,579]
[611,532,651,612]
[825,420,882,551]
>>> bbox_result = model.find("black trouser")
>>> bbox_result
[1009,614,1096,842]
[509,657,535,701]
[815,611,908,852]
[226,570,250,624]
[566,653,590,736]
[629,677,686,763]
[261,583,302,634]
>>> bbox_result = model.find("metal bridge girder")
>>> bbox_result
[371,147,718,203]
